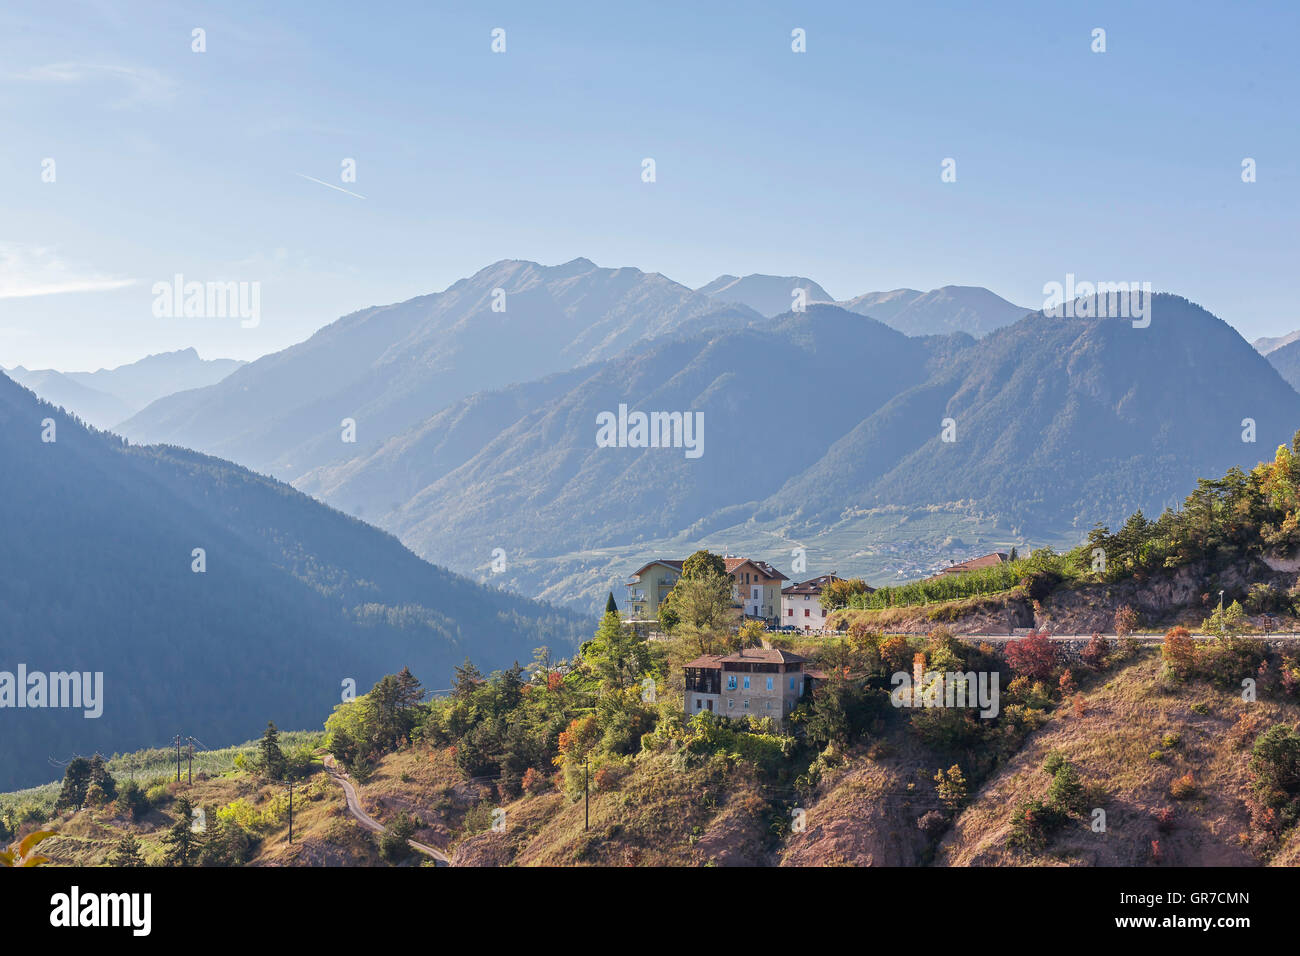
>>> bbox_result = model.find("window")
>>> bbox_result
[821,608,827,617]
[727,675,737,690]
[789,676,796,691]
[743,699,750,709]
[766,677,774,690]
[728,699,734,709]
[766,700,772,709]
[707,699,713,711]
[695,698,701,710]
[804,594,810,601]
[805,609,811,617]
[787,608,793,616]
[743,675,750,689]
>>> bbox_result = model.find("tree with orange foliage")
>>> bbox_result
[1161,626,1196,678]
[880,634,912,674]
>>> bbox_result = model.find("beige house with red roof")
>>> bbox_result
[724,557,788,625]
[683,647,815,726]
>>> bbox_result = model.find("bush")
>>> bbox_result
[1246,724,1300,828]
[1009,799,1067,850]
[1081,633,1109,670]
[1114,605,1138,637]
[1046,762,1089,815]
[917,810,948,838]
[115,781,150,821]
[378,811,418,863]
[521,767,548,795]
[1170,773,1196,800]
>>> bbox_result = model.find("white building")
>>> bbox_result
[780,574,843,632]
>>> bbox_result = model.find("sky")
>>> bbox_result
[1,0,1297,370]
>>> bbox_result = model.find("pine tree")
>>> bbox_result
[109,832,145,867]
[395,666,424,709]
[453,658,483,699]
[88,754,117,802]
[161,797,201,866]
[55,756,93,811]
[259,721,286,780]
[605,592,618,614]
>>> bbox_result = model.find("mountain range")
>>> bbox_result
[0,370,587,791]
[290,291,1300,609]
[117,259,766,480]
[4,348,244,431]
[33,257,1294,616]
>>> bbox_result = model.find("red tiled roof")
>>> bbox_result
[781,573,867,596]
[723,557,789,581]
[684,654,724,669]
[628,558,684,582]
[931,552,1008,578]
[719,647,808,665]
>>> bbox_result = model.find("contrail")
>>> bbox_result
[294,172,366,199]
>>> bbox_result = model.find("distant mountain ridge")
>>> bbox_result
[840,285,1031,337]
[1266,338,1300,393]
[1254,330,1300,356]
[5,348,243,430]
[697,273,835,317]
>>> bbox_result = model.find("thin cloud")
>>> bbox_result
[0,243,136,299]
[12,62,177,109]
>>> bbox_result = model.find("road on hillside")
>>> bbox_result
[954,632,1300,640]
[322,754,450,866]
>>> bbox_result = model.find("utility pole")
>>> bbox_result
[287,782,294,844]
[583,756,589,832]
[174,733,182,782]
[186,738,194,785]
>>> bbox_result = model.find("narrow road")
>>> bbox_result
[322,754,450,866]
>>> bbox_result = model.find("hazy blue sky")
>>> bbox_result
[2,0,1296,369]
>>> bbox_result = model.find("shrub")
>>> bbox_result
[1161,626,1196,678]
[1046,762,1089,815]
[1009,799,1067,850]
[377,811,418,863]
[1170,773,1196,800]
[917,810,947,838]
[1114,605,1138,637]
[934,765,968,811]
[1081,633,1109,670]
[1246,724,1300,828]
[521,767,548,795]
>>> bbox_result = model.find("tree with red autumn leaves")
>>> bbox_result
[1004,630,1058,681]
